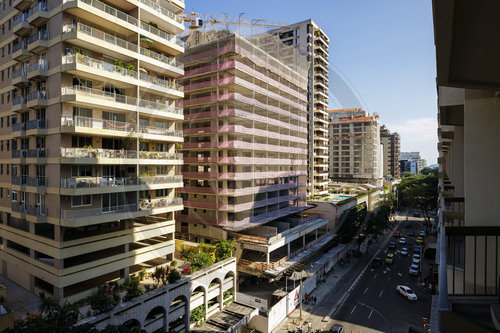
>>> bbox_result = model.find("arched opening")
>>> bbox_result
[144,306,166,327]
[223,271,235,306]
[169,295,188,331]
[207,278,222,315]
[121,318,141,331]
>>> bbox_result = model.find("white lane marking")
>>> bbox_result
[363,287,368,294]
[351,305,357,315]
[368,309,374,319]
[398,272,402,276]
[379,290,383,298]
[373,273,378,279]
[384,248,388,253]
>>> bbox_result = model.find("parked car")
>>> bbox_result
[413,212,421,217]
[389,241,396,250]
[399,237,407,245]
[330,324,344,333]
[409,264,419,276]
[416,237,424,244]
[419,230,426,237]
[385,253,394,265]
[412,254,421,265]
[397,285,418,300]
[401,247,409,256]
[394,231,401,237]
[407,230,415,237]
[414,245,422,253]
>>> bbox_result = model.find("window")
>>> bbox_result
[72,195,92,207]
[6,164,9,175]
[11,191,17,202]
[71,136,92,148]
[71,165,92,177]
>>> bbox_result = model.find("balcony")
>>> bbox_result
[13,0,34,10]
[59,147,183,165]
[12,149,48,161]
[60,175,182,194]
[12,42,31,61]
[60,85,183,120]
[13,14,30,35]
[62,23,184,77]
[27,62,48,79]
[26,91,48,109]
[11,96,29,112]
[11,119,48,137]
[435,225,500,332]
[61,54,183,98]
[12,69,28,86]
[138,0,184,34]
[27,2,50,25]
[11,203,47,221]
[139,21,184,56]
[27,31,49,53]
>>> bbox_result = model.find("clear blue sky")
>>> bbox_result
[185,0,438,164]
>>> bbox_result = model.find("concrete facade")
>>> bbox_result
[328,108,382,186]
[380,125,400,178]
[0,0,185,302]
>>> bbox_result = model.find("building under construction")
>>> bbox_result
[177,31,331,278]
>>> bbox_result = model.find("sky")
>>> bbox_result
[184,0,438,164]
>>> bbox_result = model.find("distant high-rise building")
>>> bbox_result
[328,108,383,186]
[400,152,426,173]
[380,125,400,178]
[270,19,330,196]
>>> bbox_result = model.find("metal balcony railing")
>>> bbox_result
[28,61,48,72]
[28,31,49,44]
[139,21,185,47]
[64,0,137,25]
[13,13,29,26]
[27,177,47,187]
[60,147,182,160]
[60,175,182,188]
[12,69,27,79]
[13,41,28,52]
[12,149,48,158]
[139,0,183,24]
[12,119,47,132]
[27,90,48,101]
[27,2,50,17]
[61,203,137,220]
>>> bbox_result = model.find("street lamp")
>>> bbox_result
[358,302,390,333]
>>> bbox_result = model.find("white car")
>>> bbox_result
[409,264,419,276]
[413,253,421,260]
[400,247,409,256]
[399,237,407,245]
[412,257,420,265]
[397,285,418,300]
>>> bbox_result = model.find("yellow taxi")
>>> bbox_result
[385,253,394,264]
[416,236,424,244]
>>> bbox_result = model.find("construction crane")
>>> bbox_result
[182,12,290,31]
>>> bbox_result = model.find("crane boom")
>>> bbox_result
[182,12,290,30]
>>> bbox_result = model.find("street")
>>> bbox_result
[330,211,433,333]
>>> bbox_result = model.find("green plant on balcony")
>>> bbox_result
[214,239,235,262]
[167,269,181,284]
[139,267,148,281]
[175,143,183,150]
[88,284,120,315]
[189,305,205,324]
[148,22,158,29]
[190,252,214,272]
[121,275,143,302]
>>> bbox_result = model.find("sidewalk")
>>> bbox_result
[273,227,396,332]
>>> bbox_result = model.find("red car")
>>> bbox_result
[394,231,401,237]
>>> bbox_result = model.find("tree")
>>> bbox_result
[167,269,181,284]
[89,284,120,315]
[397,172,438,222]
[420,167,438,176]
[191,252,214,272]
[38,292,59,316]
[214,239,235,262]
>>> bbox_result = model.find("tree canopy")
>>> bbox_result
[397,170,438,221]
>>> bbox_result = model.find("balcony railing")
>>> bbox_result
[11,202,47,216]
[61,115,136,133]
[60,147,182,161]
[62,23,183,70]
[27,2,50,17]
[12,69,27,79]
[138,124,182,137]
[28,31,49,44]
[139,21,184,47]
[12,149,48,158]
[138,0,183,24]
[139,197,183,210]
[61,85,182,116]
[61,204,137,220]
[13,13,29,27]
[60,175,182,188]
[28,61,48,72]
[62,54,183,91]
[27,90,48,102]
[12,119,48,132]
[13,41,28,52]
[64,0,137,25]
[27,177,47,187]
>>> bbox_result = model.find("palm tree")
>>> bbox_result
[58,300,80,326]
[38,292,59,316]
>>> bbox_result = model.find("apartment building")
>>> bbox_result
[328,108,383,186]
[0,0,185,302]
[432,1,500,331]
[380,125,400,178]
[270,20,330,196]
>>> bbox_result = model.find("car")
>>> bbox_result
[414,245,422,253]
[413,212,421,217]
[419,230,426,237]
[416,237,424,244]
[409,264,419,276]
[394,231,401,237]
[397,285,418,300]
[407,230,414,237]
[372,257,382,268]
[399,237,407,245]
[404,221,411,228]
[401,247,409,256]
[389,241,396,249]
[330,324,344,333]
[385,253,394,264]
[413,253,421,260]
[412,257,420,265]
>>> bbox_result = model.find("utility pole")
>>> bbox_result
[299,279,303,320]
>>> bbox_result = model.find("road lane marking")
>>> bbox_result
[379,290,383,297]
[351,305,357,314]
[373,273,377,279]
[368,309,373,319]
[364,287,368,294]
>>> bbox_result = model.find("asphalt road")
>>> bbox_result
[331,211,433,333]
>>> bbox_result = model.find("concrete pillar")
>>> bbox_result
[218,283,223,310]
[315,229,318,239]
[204,290,208,321]
[54,286,64,301]
[302,234,306,247]
[266,251,270,264]
[287,243,290,257]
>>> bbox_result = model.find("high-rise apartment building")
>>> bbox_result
[400,151,426,173]
[328,108,383,185]
[380,125,400,178]
[432,1,500,331]
[178,32,309,233]
[271,20,330,196]
[0,0,185,302]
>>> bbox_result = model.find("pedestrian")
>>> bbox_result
[314,296,317,304]
[307,321,312,332]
